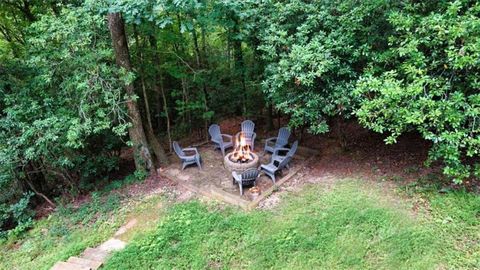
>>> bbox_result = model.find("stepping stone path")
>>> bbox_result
[50,219,137,270]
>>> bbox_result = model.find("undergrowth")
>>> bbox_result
[0,172,154,270]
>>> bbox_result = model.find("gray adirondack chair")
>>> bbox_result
[264,127,291,154]
[241,120,255,133]
[272,140,298,168]
[260,156,292,184]
[238,120,256,150]
[208,124,233,157]
[232,168,259,195]
[173,141,202,170]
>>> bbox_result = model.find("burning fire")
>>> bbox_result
[232,133,253,163]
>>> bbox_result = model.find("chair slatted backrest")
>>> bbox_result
[276,127,291,147]
[287,141,299,157]
[241,120,255,134]
[173,141,185,157]
[277,156,292,170]
[208,124,222,142]
[241,168,259,181]
[236,131,254,148]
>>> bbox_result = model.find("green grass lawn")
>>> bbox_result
[1,178,478,270]
[103,180,480,270]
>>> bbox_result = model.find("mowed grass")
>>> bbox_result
[104,180,480,270]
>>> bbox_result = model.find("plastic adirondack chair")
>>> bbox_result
[272,140,298,168]
[232,168,259,195]
[264,127,291,154]
[239,120,256,150]
[241,120,255,134]
[208,124,233,157]
[260,155,292,184]
[173,141,202,170]
[235,131,257,150]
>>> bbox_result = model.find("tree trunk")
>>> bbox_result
[277,109,281,128]
[266,103,274,131]
[191,26,210,141]
[149,34,173,155]
[107,12,154,173]
[133,27,153,132]
[231,15,247,116]
[144,120,169,165]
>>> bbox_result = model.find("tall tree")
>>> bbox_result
[107,12,154,172]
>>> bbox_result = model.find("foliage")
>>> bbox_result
[1,0,478,235]
[104,181,479,269]
[0,192,34,239]
[0,192,122,270]
[0,3,130,234]
[258,0,479,182]
[258,0,394,133]
[0,172,163,270]
[355,1,480,182]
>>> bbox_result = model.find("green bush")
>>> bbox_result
[258,0,479,182]
[355,1,480,182]
[0,192,34,239]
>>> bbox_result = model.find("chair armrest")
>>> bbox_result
[232,171,241,181]
[183,147,199,155]
[265,137,277,143]
[272,155,284,163]
[222,134,233,142]
[273,147,290,156]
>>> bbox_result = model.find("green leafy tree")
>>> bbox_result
[258,0,394,133]
[0,4,128,234]
[355,1,480,182]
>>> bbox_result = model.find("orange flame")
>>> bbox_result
[232,133,253,162]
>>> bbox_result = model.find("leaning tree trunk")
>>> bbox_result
[133,28,169,166]
[149,34,173,153]
[107,12,154,173]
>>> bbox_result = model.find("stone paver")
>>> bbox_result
[50,238,127,270]
[67,257,102,270]
[98,238,127,252]
[114,218,138,237]
[50,261,90,270]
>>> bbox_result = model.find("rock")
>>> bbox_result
[81,248,109,262]
[50,262,90,270]
[67,257,102,270]
[98,238,126,252]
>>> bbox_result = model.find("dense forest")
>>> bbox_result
[0,0,479,237]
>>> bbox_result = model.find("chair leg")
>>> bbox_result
[196,159,202,170]
[221,147,225,157]
[263,170,275,184]
[239,183,243,195]
[182,162,187,170]
[268,172,276,184]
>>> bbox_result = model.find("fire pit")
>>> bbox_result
[224,132,259,173]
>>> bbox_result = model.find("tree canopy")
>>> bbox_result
[0,0,478,236]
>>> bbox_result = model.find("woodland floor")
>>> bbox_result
[1,119,479,269]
